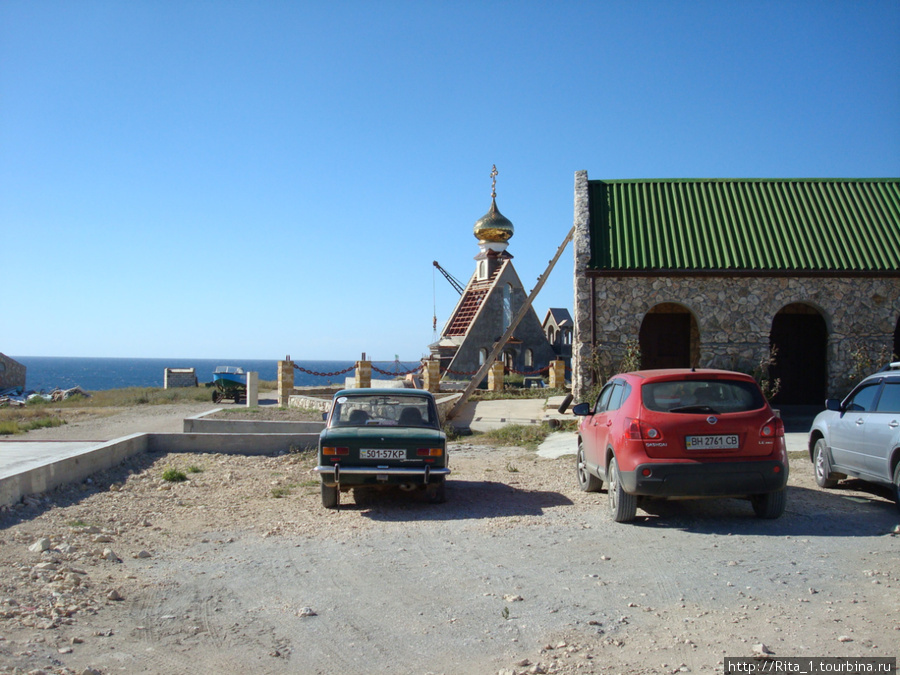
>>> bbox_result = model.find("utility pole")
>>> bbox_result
[447,225,576,420]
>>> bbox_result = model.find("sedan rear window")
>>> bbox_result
[642,379,765,414]
[331,394,438,428]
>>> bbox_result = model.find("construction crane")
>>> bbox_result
[432,260,465,296]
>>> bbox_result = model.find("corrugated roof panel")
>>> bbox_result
[587,179,900,272]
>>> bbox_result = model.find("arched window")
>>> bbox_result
[479,348,488,365]
[525,349,533,367]
[502,283,512,331]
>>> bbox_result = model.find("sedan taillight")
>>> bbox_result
[416,448,443,457]
[322,446,349,456]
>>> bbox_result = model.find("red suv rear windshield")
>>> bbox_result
[642,379,765,414]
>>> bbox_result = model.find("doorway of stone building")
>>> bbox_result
[770,303,828,405]
[639,304,698,369]
[894,316,900,361]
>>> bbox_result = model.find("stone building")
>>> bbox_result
[571,172,900,404]
[430,169,557,377]
[164,367,198,388]
[542,308,573,366]
[0,353,26,390]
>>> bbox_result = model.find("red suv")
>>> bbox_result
[573,369,788,522]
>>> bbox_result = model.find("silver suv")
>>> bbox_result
[808,362,900,511]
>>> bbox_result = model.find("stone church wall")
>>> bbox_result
[572,273,900,399]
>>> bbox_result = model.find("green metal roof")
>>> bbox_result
[587,178,900,272]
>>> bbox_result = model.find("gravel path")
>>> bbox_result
[0,403,898,675]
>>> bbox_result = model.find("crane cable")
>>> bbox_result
[432,265,438,339]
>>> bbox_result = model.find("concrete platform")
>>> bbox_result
[452,395,575,432]
[0,431,320,507]
[0,441,104,478]
[0,397,814,508]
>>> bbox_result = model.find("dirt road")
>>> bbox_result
[0,404,898,675]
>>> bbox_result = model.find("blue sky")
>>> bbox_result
[2,1,898,361]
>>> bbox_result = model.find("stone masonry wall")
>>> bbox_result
[0,353,26,390]
[164,368,198,389]
[573,274,899,399]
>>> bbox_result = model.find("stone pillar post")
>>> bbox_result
[423,358,441,393]
[549,360,567,389]
[246,371,259,407]
[277,357,294,408]
[572,169,593,401]
[487,361,505,392]
[355,360,372,389]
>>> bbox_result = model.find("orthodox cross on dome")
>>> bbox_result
[473,164,514,249]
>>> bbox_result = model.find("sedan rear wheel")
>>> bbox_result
[576,444,602,492]
[321,482,338,509]
[425,478,447,504]
[608,456,637,523]
[751,489,786,519]
[814,438,839,488]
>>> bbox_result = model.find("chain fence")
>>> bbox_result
[290,360,568,382]
[292,363,355,377]
[507,365,551,376]
[371,364,423,377]
[443,367,481,377]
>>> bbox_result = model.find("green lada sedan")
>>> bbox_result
[314,388,450,508]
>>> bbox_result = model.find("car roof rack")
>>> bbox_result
[882,361,900,371]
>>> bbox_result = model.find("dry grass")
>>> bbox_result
[0,386,211,434]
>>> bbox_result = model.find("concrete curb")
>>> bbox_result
[183,408,326,434]
[1,431,320,507]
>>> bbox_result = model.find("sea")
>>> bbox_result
[10,356,423,393]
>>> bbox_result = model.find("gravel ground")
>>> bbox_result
[1,402,898,675]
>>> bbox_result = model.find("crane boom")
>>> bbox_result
[432,260,465,295]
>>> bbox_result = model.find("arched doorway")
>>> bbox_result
[503,349,515,370]
[770,303,827,405]
[639,304,699,369]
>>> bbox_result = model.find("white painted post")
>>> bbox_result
[246,371,259,407]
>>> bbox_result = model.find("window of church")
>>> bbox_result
[503,284,512,331]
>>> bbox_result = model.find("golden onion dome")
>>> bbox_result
[473,198,514,243]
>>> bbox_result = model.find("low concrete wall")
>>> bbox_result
[146,433,319,455]
[435,393,462,424]
[2,394,466,507]
[0,432,320,507]
[0,434,150,507]
[288,394,332,412]
[183,410,325,434]
[289,393,461,424]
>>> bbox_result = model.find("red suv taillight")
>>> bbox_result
[626,418,662,441]
[760,417,784,438]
